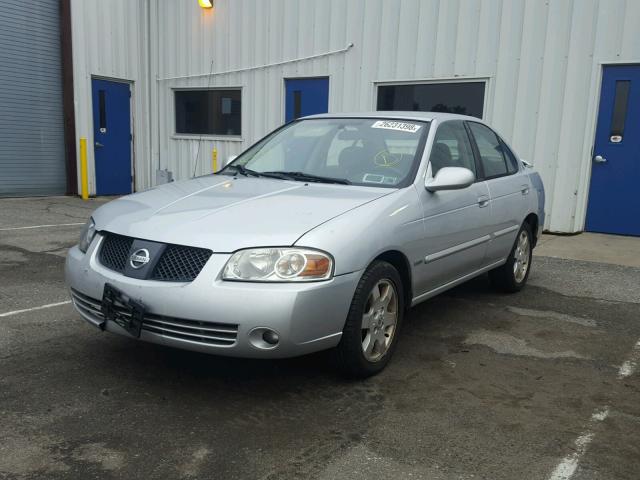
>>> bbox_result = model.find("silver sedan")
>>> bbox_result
[66,112,545,377]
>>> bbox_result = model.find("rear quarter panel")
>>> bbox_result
[528,169,546,239]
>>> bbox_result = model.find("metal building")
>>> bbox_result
[2,0,640,235]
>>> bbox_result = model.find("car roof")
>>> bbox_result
[302,111,482,123]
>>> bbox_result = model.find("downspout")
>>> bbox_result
[60,0,78,195]
[146,0,161,185]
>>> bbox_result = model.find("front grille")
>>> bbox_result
[98,233,212,282]
[70,288,238,347]
[99,233,134,272]
[152,245,212,282]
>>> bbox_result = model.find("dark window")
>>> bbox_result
[175,89,241,135]
[467,122,509,178]
[610,80,630,139]
[377,82,485,118]
[429,121,476,177]
[98,90,107,129]
[500,140,520,173]
[293,90,302,120]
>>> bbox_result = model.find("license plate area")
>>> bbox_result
[101,283,145,338]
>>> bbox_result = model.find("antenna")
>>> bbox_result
[192,58,215,177]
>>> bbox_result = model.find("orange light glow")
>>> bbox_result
[198,0,213,9]
[299,256,331,277]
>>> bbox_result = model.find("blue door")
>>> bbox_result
[285,78,329,122]
[586,65,640,236]
[92,79,132,195]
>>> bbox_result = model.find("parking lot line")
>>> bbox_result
[0,222,84,231]
[0,301,71,318]
[618,340,640,379]
[548,407,610,480]
[548,335,640,479]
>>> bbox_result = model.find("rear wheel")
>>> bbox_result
[335,261,404,378]
[489,223,533,293]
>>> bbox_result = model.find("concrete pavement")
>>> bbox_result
[535,232,640,268]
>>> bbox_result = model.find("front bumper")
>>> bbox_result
[65,235,361,358]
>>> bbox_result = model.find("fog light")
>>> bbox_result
[262,330,279,345]
[248,327,280,350]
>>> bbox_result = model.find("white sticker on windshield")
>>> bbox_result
[371,120,421,133]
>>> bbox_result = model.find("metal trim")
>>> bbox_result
[492,224,519,238]
[424,235,491,263]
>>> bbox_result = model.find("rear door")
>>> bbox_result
[414,120,492,295]
[466,122,528,265]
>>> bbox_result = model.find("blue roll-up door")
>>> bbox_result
[0,0,66,196]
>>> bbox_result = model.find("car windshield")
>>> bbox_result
[222,118,430,188]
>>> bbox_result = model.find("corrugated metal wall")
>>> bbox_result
[71,0,640,233]
[0,0,66,196]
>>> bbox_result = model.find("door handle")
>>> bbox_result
[95,142,104,148]
[477,195,490,208]
[594,155,607,163]
[521,184,530,195]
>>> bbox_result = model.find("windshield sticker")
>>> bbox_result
[371,120,421,133]
[362,173,398,185]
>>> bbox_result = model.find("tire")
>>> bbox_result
[489,222,533,293]
[335,260,405,378]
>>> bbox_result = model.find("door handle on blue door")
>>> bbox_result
[477,195,490,207]
[95,142,104,148]
[594,155,607,163]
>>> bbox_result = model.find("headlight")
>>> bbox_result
[222,248,333,282]
[78,218,96,253]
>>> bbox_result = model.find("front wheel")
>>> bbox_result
[335,261,404,378]
[489,223,533,293]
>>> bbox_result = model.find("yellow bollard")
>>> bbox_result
[79,138,89,200]
[212,148,218,173]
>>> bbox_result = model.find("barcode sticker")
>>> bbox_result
[371,120,421,133]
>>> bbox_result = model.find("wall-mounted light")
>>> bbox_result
[198,0,213,8]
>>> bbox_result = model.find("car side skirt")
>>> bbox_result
[410,258,506,307]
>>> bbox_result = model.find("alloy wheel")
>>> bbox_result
[361,279,398,362]
[513,230,530,283]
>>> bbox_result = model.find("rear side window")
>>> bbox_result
[467,122,509,178]
[500,141,520,173]
[429,121,477,177]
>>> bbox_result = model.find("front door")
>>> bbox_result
[284,78,329,123]
[586,65,640,236]
[92,79,132,195]
[414,120,492,297]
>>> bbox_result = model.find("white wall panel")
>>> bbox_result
[71,0,640,232]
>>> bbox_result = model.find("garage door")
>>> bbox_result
[0,0,66,197]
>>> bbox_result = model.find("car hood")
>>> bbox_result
[93,175,393,252]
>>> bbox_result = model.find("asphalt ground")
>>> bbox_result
[1,196,639,480]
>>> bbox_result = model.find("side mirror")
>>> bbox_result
[425,167,475,192]
[222,155,238,168]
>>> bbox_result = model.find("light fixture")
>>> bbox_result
[198,0,213,8]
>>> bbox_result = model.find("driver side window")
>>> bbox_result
[429,121,476,177]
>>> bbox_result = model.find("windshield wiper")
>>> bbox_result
[227,164,261,178]
[262,171,351,185]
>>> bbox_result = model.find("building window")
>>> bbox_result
[175,89,241,136]
[377,82,485,118]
